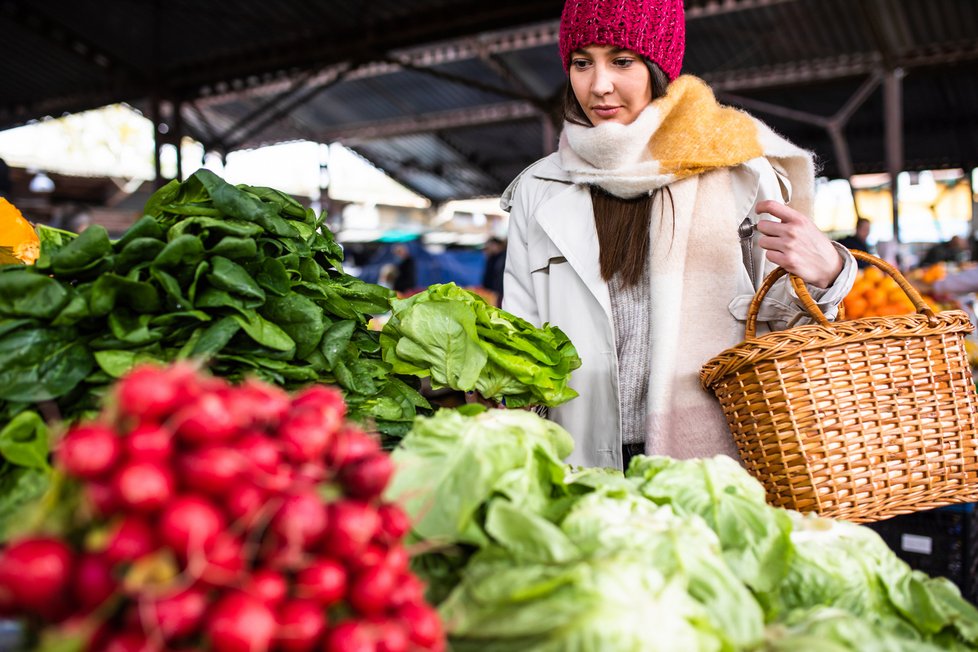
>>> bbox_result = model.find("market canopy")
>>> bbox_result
[2,0,977,203]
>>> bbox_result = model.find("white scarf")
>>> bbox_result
[559,105,673,199]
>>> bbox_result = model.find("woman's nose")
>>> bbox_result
[591,64,613,96]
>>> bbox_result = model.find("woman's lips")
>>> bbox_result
[592,106,621,119]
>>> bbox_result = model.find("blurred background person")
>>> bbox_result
[481,237,507,306]
[392,243,417,294]
[835,217,872,268]
[921,235,971,266]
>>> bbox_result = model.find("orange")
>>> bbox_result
[843,296,868,319]
[0,198,39,264]
[863,266,885,282]
[866,287,888,309]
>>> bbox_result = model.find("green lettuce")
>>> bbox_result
[385,408,574,547]
[628,454,793,593]
[762,511,978,648]
[441,548,724,652]
[380,283,581,407]
[763,606,953,652]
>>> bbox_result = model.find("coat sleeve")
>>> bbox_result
[729,159,857,330]
[500,177,541,326]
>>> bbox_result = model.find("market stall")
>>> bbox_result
[1,175,978,651]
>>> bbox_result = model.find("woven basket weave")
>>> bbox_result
[700,250,978,523]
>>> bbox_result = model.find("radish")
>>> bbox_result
[323,620,375,652]
[104,516,158,564]
[116,362,199,422]
[291,385,346,422]
[348,565,396,616]
[0,537,74,618]
[147,585,209,641]
[398,603,444,650]
[72,552,116,613]
[177,445,244,496]
[199,533,246,587]
[270,492,328,550]
[206,592,277,652]
[243,568,288,606]
[225,483,268,525]
[274,599,327,652]
[323,501,381,560]
[57,424,120,479]
[159,495,225,558]
[113,460,175,512]
[234,433,282,475]
[86,479,120,516]
[225,379,291,427]
[96,630,154,652]
[346,544,386,574]
[325,427,380,469]
[123,423,173,462]
[377,504,411,543]
[278,410,334,464]
[374,619,410,652]
[387,573,426,609]
[175,393,239,444]
[294,558,347,606]
[339,453,394,500]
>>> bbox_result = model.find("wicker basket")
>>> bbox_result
[700,250,978,523]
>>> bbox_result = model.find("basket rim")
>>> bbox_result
[700,309,975,390]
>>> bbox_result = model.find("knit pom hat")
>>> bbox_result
[559,0,686,81]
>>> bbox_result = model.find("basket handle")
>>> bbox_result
[745,249,938,338]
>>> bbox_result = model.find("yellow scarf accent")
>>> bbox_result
[648,75,764,179]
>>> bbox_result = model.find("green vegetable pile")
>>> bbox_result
[386,408,978,651]
[0,170,428,535]
[380,283,581,408]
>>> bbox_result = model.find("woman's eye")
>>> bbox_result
[571,59,591,70]
[613,57,634,67]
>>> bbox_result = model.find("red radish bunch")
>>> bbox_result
[0,363,443,652]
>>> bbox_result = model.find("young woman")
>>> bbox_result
[501,0,856,470]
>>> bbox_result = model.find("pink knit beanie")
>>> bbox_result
[559,0,686,81]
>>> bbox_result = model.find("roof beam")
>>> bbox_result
[685,0,801,19]
[164,2,561,92]
[1,0,142,78]
[313,101,540,145]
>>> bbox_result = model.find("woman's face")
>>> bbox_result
[569,45,653,126]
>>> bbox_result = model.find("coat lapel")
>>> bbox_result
[534,183,614,321]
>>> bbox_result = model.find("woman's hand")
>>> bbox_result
[754,200,844,288]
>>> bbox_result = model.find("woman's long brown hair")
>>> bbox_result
[563,60,671,287]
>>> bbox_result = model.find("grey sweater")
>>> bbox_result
[609,266,652,446]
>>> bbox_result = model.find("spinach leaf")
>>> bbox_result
[208,256,265,302]
[0,327,93,401]
[0,410,49,470]
[45,225,114,277]
[231,311,295,352]
[256,257,292,296]
[261,293,324,359]
[0,270,68,319]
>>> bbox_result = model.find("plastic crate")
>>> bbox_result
[865,503,977,603]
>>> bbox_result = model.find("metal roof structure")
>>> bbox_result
[2,0,977,225]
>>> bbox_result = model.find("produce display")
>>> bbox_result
[0,171,430,536]
[843,263,949,320]
[387,409,978,651]
[0,363,444,651]
[380,283,581,408]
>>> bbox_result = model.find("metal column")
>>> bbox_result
[884,69,905,242]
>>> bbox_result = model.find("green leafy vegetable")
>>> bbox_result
[381,283,581,407]
[0,170,433,540]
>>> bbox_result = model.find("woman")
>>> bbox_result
[501,0,856,470]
